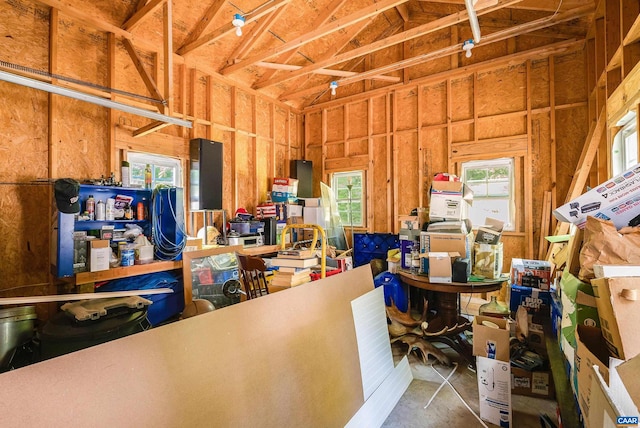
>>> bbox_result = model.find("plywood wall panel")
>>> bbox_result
[274,106,288,145]
[306,145,323,196]
[235,90,254,133]
[326,143,345,159]
[503,235,526,275]
[531,112,552,254]
[530,59,550,110]
[306,111,323,146]
[372,135,389,232]
[555,106,589,204]
[326,107,344,142]
[452,124,473,143]
[451,76,473,121]
[213,82,232,128]
[0,185,50,288]
[422,128,448,177]
[477,116,527,140]
[371,96,387,135]
[256,138,271,204]
[0,2,50,70]
[235,134,254,211]
[114,40,150,106]
[0,84,48,181]
[477,64,527,117]
[554,51,587,105]
[193,72,208,122]
[395,88,418,130]
[395,133,419,216]
[348,139,369,157]
[348,101,368,139]
[422,82,447,126]
[55,98,109,178]
[256,98,272,137]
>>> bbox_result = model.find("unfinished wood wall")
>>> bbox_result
[0,1,303,301]
[305,49,589,262]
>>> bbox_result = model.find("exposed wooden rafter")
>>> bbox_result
[121,39,164,106]
[256,61,400,82]
[220,0,410,75]
[122,0,164,32]
[227,7,288,65]
[255,0,350,85]
[176,0,227,54]
[423,0,586,12]
[254,0,522,90]
[177,0,291,56]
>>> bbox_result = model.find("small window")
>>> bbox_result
[332,171,365,227]
[612,112,638,176]
[461,158,515,231]
[127,152,183,188]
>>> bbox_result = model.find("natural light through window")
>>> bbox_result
[127,152,182,189]
[332,171,365,228]
[462,158,515,231]
[612,112,638,177]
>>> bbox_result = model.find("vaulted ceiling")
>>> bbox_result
[32,0,596,110]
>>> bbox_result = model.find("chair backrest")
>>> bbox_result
[236,254,270,300]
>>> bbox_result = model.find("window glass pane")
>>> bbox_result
[462,158,514,231]
[127,152,182,188]
[331,170,365,227]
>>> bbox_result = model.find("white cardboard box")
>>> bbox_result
[554,163,640,229]
[429,181,473,221]
[477,356,512,427]
[89,239,110,272]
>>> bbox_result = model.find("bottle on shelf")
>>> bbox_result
[144,164,152,190]
[95,200,106,221]
[136,201,144,221]
[106,198,115,221]
[410,240,420,274]
[86,195,95,221]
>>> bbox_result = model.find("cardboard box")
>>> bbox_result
[508,284,551,318]
[591,276,640,360]
[421,231,472,274]
[511,367,555,399]
[89,239,110,272]
[554,162,640,229]
[472,315,510,362]
[426,251,458,283]
[302,206,326,228]
[575,325,612,424]
[476,356,512,427]
[593,264,640,278]
[475,217,504,244]
[429,180,473,221]
[398,215,420,231]
[510,258,552,290]
[473,242,503,279]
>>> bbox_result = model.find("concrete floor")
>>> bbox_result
[383,342,559,428]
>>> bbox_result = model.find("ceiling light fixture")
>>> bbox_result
[462,39,475,58]
[329,81,338,96]
[232,13,245,37]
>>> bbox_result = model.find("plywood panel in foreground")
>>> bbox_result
[0,267,375,428]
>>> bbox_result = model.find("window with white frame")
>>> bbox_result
[612,111,638,177]
[332,171,365,227]
[127,152,182,188]
[461,158,515,231]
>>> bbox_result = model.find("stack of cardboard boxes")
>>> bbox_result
[552,164,640,426]
[419,177,474,283]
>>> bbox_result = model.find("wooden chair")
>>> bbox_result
[236,254,270,300]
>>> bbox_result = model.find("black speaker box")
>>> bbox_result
[190,139,223,210]
[290,160,313,198]
[262,217,277,245]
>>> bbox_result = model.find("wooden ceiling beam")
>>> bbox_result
[255,0,521,90]
[177,0,291,56]
[122,39,164,105]
[396,4,410,22]
[227,7,288,65]
[422,0,589,12]
[291,39,583,104]
[256,0,349,88]
[122,0,164,32]
[176,0,227,54]
[220,0,410,75]
[256,61,400,82]
[281,4,592,101]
